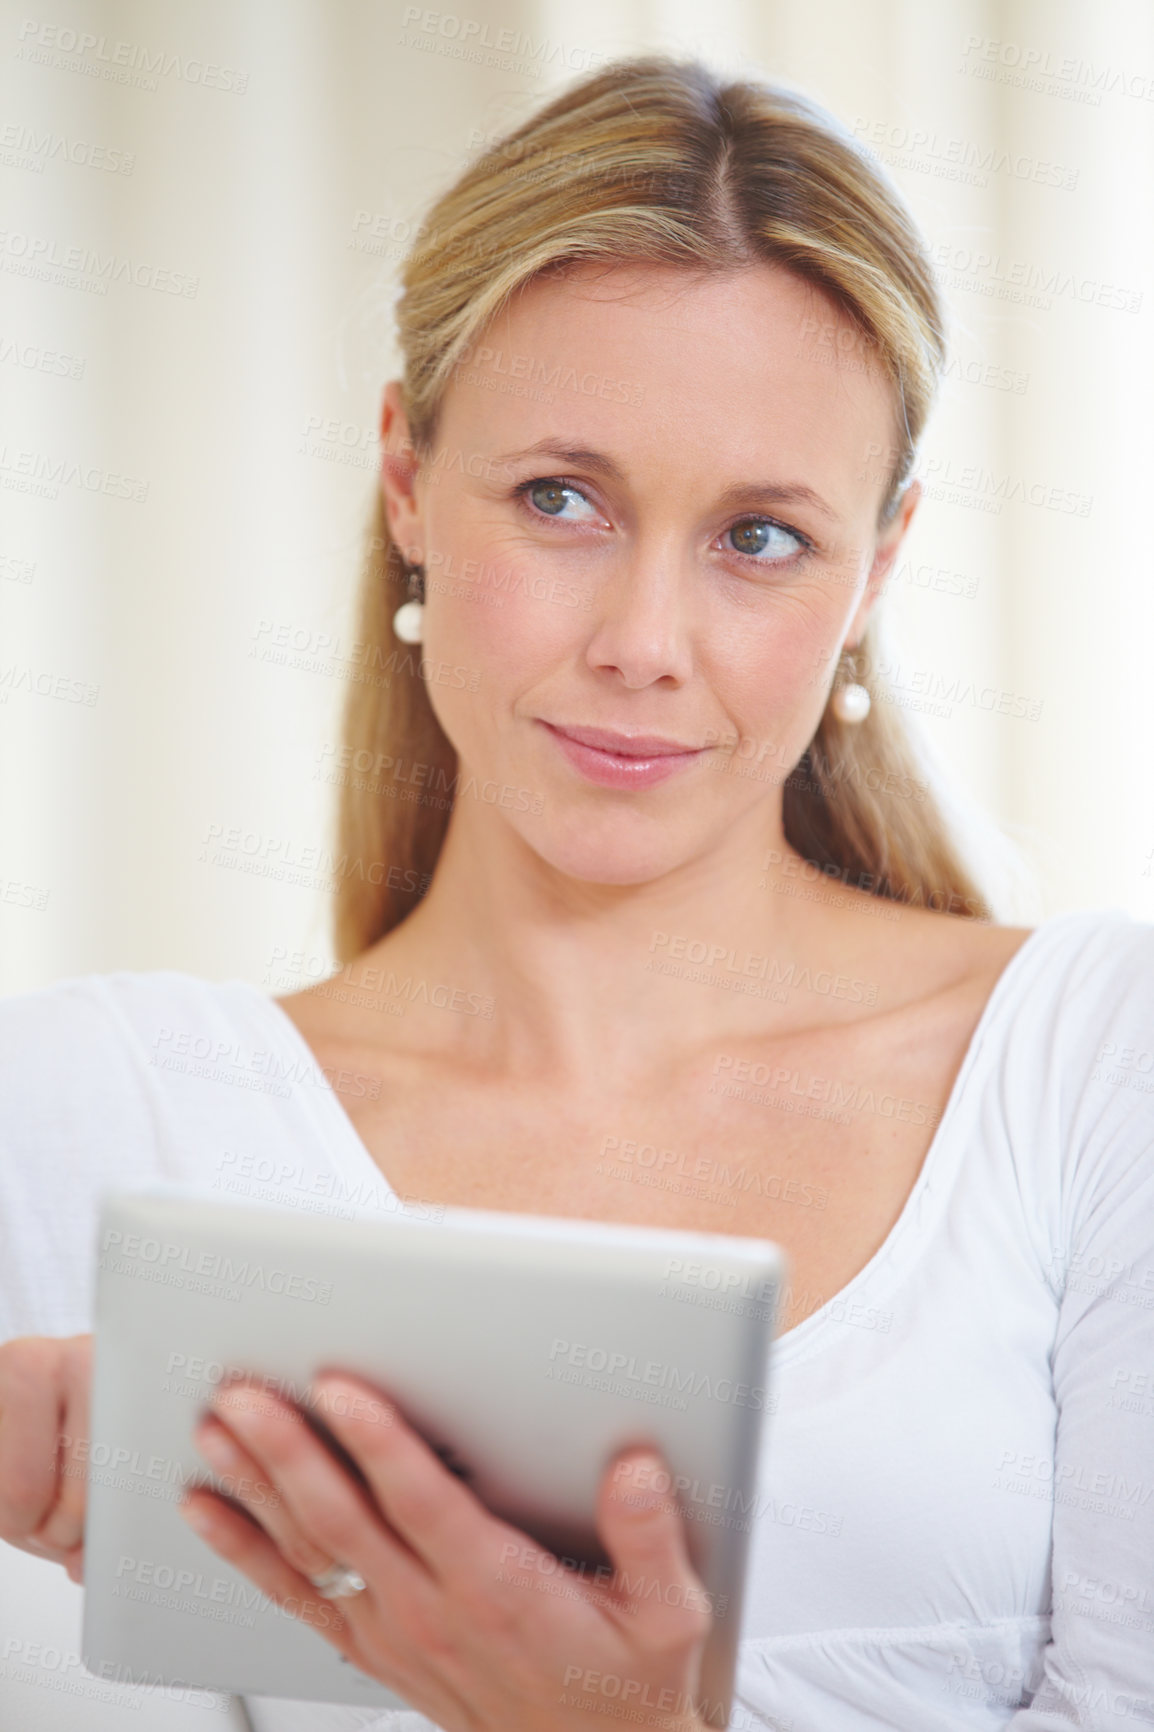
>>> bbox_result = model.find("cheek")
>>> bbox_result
[704,597,839,736]
[425,549,587,686]
[416,580,577,774]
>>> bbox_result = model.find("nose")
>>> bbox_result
[583,534,695,689]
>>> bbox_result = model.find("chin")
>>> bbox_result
[520,813,695,887]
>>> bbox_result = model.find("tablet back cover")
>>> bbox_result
[82,1186,784,1718]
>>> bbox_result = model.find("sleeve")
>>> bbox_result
[1007,919,1154,1730]
[0,974,159,1343]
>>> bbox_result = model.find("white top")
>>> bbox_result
[2,907,1153,1732]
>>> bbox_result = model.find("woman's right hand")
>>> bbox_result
[0,1334,92,1584]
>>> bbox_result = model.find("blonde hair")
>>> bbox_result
[334,53,990,963]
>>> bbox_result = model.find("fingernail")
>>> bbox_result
[616,1456,668,1507]
[196,1422,240,1473]
[181,1498,218,1537]
[216,1391,260,1428]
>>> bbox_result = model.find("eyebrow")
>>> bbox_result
[490,440,840,522]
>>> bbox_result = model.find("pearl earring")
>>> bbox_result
[392,564,425,645]
[830,652,871,724]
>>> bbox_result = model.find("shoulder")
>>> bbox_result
[993,907,1154,1044]
[0,968,155,1081]
[871,903,1154,1153]
[976,911,1154,1229]
[1041,908,1154,1140]
[945,906,1154,1078]
[0,968,282,1339]
[0,965,257,1051]
[907,908,1154,1304]
[869,899,1151,1018]
[0,970,223,1338]
[0,966,270,1117]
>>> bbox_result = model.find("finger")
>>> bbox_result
[307,1372,500,1581]
[0,1338,66,1545]
[208,1380,427,1597]
[191,1409,479,1732]
[596,1450,714,1655]
[38,1336,92,1553]
[192,1413,341,1584]
[178,1489,360,1658]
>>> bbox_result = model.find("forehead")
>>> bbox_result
[440,260,899,514]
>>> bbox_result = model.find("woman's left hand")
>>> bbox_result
[177,1371,715,1732]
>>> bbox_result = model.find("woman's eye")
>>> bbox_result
[521,478,600,521]
[515,484,807,562]
[726,517,806,562]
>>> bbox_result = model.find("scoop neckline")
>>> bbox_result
[240,912,1084,1367]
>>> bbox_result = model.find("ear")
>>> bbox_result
[378,380,424,566]
[845,478,921,650]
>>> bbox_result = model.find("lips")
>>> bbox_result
[537,720,709,791]
[543,722,703,757]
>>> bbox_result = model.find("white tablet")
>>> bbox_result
[82,1185,787,1724]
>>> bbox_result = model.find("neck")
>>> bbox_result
[351,797,874,1093]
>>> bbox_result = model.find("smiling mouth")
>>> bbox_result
[541,722,705,758]
[536,720,709,789]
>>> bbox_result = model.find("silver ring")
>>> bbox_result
[308,1563,367,1599]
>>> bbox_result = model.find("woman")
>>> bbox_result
[1,52,1152,1732]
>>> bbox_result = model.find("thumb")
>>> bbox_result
[596,1448,714,1649]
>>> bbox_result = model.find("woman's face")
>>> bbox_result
[381,261,919,885]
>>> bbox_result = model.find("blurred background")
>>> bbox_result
[2,0,1153,998]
